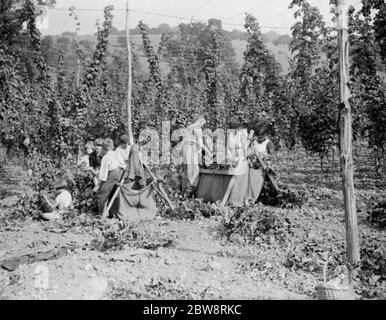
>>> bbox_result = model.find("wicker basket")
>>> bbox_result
[315,283,357,300]
[315,261,357,300]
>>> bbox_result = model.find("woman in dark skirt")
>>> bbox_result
[94,139,123,215]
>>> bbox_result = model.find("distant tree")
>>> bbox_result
[139,21,162,89]
[289,0,326,87]
[229,29,247,40]
[198,18,238,128]
[159,23,172,33]
[61,31,76,36]
[36,0,56,5]
[0,0,53,156]
[273,34,292,46]
[150,23,172,34]
[78,40,95,56]
[262,31,281,44]
[109,26,121,35]
[285,0,327,150]
[288,0,339,171]
[138,20,163,127]
[117,36,126,48]
[350,4,386,173]
[208,18,222,30]
[0,0,51,81]
[201,23,226,128]
[56,36,71,53]
[41,35,56,65]
[298,63,339,173]
[362,0,386,68]
[236,13,281,134]
[131,23,150,35]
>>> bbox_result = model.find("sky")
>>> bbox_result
[40,0,363,35]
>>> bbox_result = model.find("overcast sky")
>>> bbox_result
[40,0,363,35]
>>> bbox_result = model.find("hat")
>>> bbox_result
[191,116,206,127]
[85,141,94,149]
[54,180,68,190]
[119,134,130,144]
[255,127,265,136]
[102,138,114,151]
[95,138,104,146]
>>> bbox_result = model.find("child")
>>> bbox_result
[115,134,131,170]
[41,180,73,221]
[77,142,94,170]
[89,138,104,187]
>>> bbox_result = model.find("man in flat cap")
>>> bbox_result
[94,138,123,215]
[115,134,131,170]
[89,138,104,171]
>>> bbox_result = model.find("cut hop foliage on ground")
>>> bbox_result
[257,181,308,208]
[161,198,225,221]
[225,203,291,245]
[355,231,386,299]
[109,277,193,300]
[367,200,386,229]
[89,220,179,253]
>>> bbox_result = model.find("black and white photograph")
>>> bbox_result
[0,0,385,306]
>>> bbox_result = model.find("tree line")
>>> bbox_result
[0,0,385,173]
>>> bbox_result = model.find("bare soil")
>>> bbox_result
[0,146,384,300]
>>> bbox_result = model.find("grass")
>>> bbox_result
[276,141,386,191]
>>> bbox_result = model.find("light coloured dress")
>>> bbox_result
[182,125,203,191]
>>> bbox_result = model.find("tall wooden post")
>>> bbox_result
[126,0,134,145]
[336,0,360,267]
[76,58,81,89]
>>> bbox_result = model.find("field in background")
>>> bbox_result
[54,34,291,77]
[277,141,386,191]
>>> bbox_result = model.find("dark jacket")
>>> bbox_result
[89,150,102,170]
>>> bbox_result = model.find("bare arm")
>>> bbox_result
[42,194,57,210]
[247,140,257,157]
[267,141,275,155]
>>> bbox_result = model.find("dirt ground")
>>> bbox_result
[0,218,311,300]
[0,146,385,300]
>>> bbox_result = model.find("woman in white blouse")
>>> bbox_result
[182,116,206,197]
[94,139,123,215]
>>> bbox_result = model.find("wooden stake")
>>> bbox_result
[75,58,81,89]
[220,176,236,208]
[126,0,134,145]
[143,162,175,211]
[336,0,360,266]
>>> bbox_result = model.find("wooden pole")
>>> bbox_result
[75,58,81,89]
[335,0,360,267]
[220,176,236,208]
[143,162,175,211]
[126,0,134,145]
